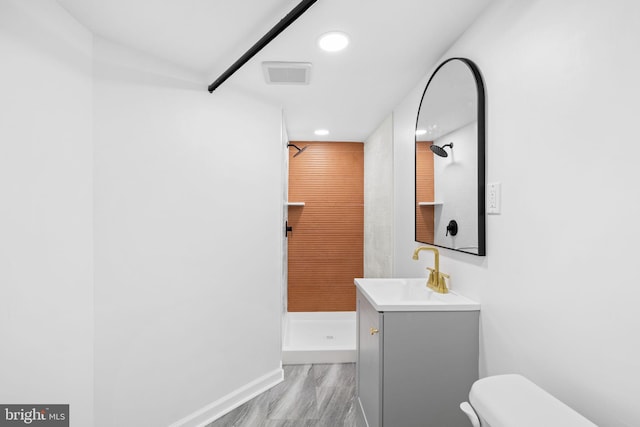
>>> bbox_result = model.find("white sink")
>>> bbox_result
[354,278,480,312]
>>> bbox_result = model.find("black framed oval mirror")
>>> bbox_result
[415,57,486,256]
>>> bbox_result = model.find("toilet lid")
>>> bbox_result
[468,374,597,427]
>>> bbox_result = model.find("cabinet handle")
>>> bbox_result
[370,327,379,335]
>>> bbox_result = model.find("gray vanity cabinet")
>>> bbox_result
[356,289,479,427]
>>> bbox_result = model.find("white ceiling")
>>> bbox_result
[57,0,491,141]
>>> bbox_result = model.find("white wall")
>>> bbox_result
[0,1,94,425]
[364,115,394,277]
[93,39,283,426]
[433,122,478,251]
[393,0,640,425]
[1,3,286,425]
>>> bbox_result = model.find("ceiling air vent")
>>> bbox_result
[262,62,311,85]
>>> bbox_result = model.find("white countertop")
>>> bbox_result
[354,278,480,312]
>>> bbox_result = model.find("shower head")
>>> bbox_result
[430,142,453,158]
[288,144,308,157]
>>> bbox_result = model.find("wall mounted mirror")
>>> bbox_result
[415,57,486,256]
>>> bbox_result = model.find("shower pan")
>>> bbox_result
[282,311,356,364]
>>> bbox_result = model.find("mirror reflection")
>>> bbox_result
[415,58,486,256]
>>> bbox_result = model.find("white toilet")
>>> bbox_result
[460,374,598,427]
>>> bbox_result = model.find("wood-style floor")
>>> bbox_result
[207,363,366,427]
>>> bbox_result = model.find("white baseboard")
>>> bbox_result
[169,367,284,427]
[282,348,356,364]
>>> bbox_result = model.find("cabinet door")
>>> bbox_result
[357,291,383,427]
[382,311,479,427]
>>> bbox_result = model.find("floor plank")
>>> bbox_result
[206,363,365,427]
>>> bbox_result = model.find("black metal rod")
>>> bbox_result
[208,0,319,93]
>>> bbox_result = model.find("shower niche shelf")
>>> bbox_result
[418,201,443,206]
[286,202,305,206]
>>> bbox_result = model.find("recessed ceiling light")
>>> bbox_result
[314,129,330,136]
[415,129,427,136]
[318,32,349,52]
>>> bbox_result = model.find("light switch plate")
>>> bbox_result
[487,182,501,214]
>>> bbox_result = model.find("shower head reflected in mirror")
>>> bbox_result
[430,142,453,158]
[288,143,308,157]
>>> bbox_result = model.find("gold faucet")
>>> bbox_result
[412,246,449,294]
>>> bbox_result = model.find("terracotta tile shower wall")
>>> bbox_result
[416,141,435,243]
[287,141,363,312]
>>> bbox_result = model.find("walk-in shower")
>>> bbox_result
[284,142,360,365]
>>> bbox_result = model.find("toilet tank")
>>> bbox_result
[465,374,597,427]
